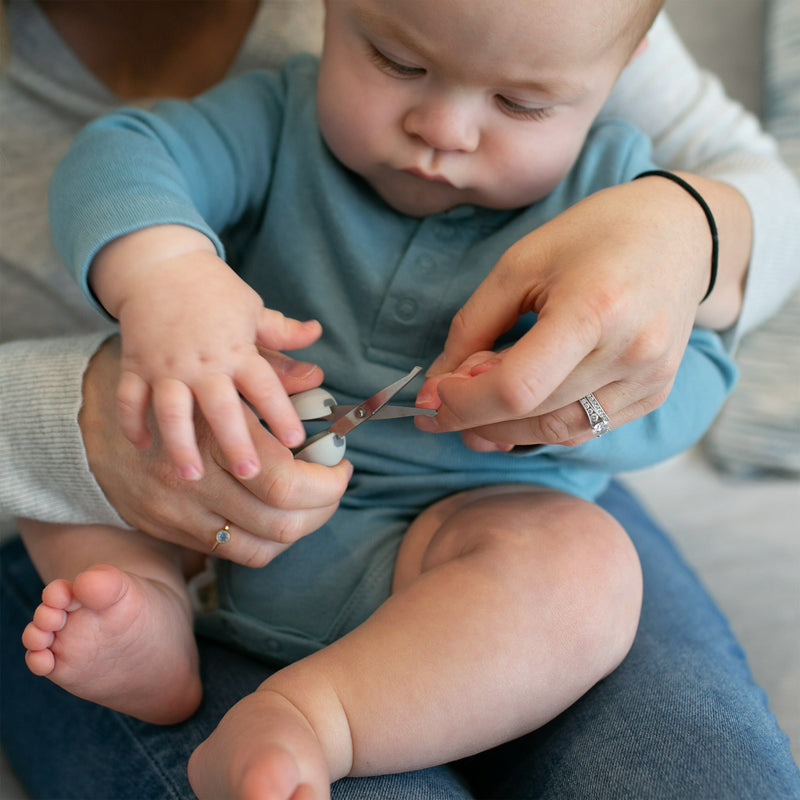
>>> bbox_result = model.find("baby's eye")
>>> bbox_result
[496,96,553,121]
[369,46,426,79]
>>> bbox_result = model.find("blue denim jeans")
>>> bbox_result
[2,482,799,799]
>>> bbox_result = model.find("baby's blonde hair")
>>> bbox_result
[617,0,666,54]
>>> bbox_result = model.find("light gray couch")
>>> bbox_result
[1,1,798,796]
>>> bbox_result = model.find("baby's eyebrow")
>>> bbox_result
[353,4,586,102]
[499,75,587,102]
[353,5,434,61]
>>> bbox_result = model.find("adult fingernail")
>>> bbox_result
[282,360,319,379]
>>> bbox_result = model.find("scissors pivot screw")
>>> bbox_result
[291,366,432,466]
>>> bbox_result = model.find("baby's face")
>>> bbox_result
[317,0,642,216]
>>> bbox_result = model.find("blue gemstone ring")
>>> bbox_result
[211,522,231,552]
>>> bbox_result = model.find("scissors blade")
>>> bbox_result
[326,366,425,438]
[321,404,437,422]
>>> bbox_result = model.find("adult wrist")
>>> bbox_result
[634,170,719,303]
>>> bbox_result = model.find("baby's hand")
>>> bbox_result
[94,230,321,481]
[416,350,514,453]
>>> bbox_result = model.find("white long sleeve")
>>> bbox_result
[0,333,128,537]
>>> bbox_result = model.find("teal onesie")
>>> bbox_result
[50,55,737,662]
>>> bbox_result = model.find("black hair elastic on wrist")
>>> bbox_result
[634,170,719,303]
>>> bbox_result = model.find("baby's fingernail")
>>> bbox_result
[416,415,439,432]
[179,464,203,481]
[235,459,260,479]
[415,387,438,408]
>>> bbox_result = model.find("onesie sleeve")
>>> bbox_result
[49,67,295,311]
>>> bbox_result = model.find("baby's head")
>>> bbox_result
[317,0,663,216]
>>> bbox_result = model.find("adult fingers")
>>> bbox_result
[258,349,324,396]
[427,243,534,378]
[113,467,344,568]
[424,308,598,432]
[108,431,352,566]
[200,497,345,567]
[462,381,671,449]
[211,419,354,514]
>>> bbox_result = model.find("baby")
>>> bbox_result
[24,0,736,797]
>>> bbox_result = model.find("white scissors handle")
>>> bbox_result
[294,429,348,466]
[289,387,345,466]
[291,387,338,422]
[291,368,433,466]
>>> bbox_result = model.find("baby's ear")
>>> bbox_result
[626,36,649,65]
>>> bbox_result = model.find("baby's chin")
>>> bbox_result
[370,180,466,217]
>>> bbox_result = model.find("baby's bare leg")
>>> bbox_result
[20,519,201,724]
[189,486,642,800]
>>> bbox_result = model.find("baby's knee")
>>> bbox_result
[564,501,643,673]
[414,490,642,672]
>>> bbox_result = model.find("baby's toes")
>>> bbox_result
[31,601,67,633]
[21,619,55,651]
[41,578,79,611]
[24,643,56,676]
[72,564,127,611]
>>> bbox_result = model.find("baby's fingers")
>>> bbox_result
[117,370,153,450]
[235,355,306,451]
[256,309,322,352]
[194,373,272,480]
[151,378,205,481]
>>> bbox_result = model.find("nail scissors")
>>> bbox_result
[291,366,436,466]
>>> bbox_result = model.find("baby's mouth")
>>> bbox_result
[402,167,453,186]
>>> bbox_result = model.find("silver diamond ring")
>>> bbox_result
[211,522,231,552]
[579,393,611,437]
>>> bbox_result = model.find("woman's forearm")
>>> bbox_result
[604,12,800,346]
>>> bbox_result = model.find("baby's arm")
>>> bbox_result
[90,224,322,481]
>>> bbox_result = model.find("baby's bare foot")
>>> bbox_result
[22,564,201,724]
[189,690,332,800]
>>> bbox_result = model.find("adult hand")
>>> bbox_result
[416,176,748,450]
[80,337,352,567]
